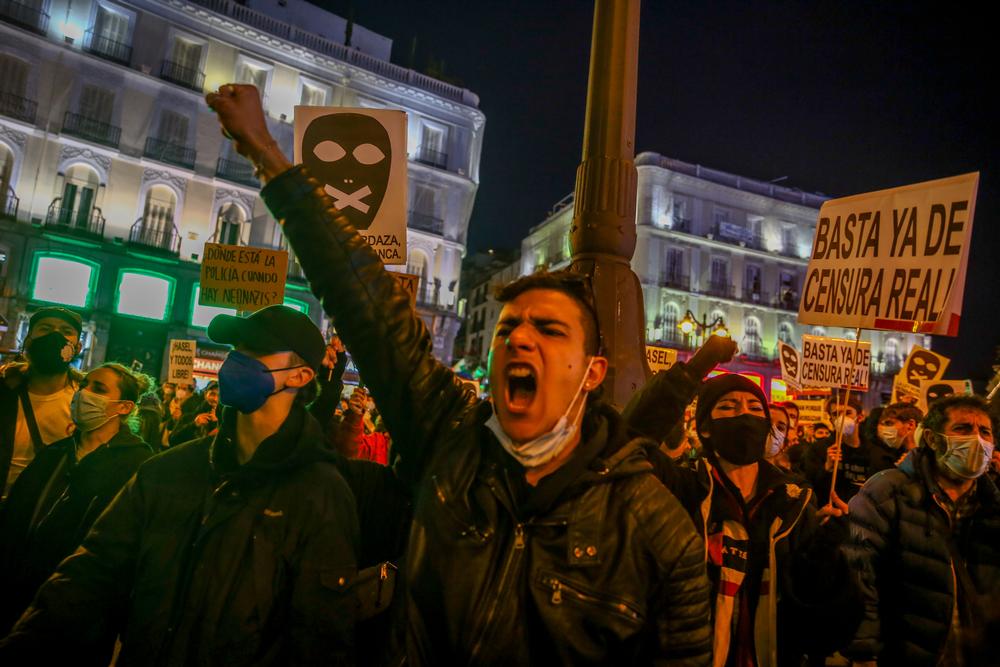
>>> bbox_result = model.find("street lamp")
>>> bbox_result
[678,309,728,344]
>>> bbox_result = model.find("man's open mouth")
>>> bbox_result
[506,364,537,411]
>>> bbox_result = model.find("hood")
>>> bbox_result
[209,404,334,484]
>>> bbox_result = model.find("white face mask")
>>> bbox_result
[486,359,593,469]
[71,390,121,433]
[936,433,994,480]
[833,414,856,437]
[878,425,904,449]
[766,429,786,458]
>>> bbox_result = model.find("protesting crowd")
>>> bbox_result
[0,84,996,666]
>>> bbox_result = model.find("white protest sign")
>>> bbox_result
[798,172,979,336]
[294,107,408,265]
[167,339,196,385]
[778,342,802,390]
[645,345,678,373]
[800,335,872,391]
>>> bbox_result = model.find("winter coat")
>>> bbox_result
[0,404,360,666]
[261,165,713,665]
[0,426,153,632]
[844,447,1000,665]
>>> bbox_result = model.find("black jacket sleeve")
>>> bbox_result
[310,352,348,433]
[622,363,700,443]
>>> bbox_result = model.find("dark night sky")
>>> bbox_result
[315,1,998,382]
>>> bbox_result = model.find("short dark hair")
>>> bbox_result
[882,402,922,424]
[922,394,995,437]
[494,270,602,355]
[826,394,863,415]
[781,401,799,418]
[769,403,789,422]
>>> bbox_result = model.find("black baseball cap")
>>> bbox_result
[208,305,326,371]
[29,307,83,336]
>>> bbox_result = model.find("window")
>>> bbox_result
[778,321,794,344]
[713,207,731,226]
[663,248,684,285]
[93,4,131,45]
[79,85,114,123]
[171,36,203,73]
[141,185,177,228]
[662,302,679,330]
[811,326,827,337]
[30,253,99,308]
[2,143,15,207]
[234,56,271,101]
[58,164,101,228]
[0,55,29,98]
[213,202,246,245]
[710,257,729,291]
[782,225,797,252]
[745,264,762,300]
[299,80,329,106]
[157,110,189,146]
[191,284,237,329]
[671,196,690,227]
[115,270,175,321]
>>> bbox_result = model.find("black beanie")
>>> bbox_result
[695,374,771,449]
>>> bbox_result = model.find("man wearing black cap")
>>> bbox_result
[0,305,360,665]
[1,307,83,499]
[625,372,861,666]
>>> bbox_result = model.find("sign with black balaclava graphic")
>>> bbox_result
[294,107,408,265]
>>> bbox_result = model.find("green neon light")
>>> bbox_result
[283,296,308,313]
[114,268,177,321]
[40,232,103,249]
[285,282,310,293]
[29,251,99,309]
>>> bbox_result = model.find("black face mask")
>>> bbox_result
[26,331,76,375]
[706,414,771,466]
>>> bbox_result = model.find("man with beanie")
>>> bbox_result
[1,307,84,499]
[0,305,360,665]
[626,371,861,666]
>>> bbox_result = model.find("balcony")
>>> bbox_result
[659,272,690,290]
[740,338,772,362]
[0,0,49,34]
[702,281,735,299]
[159,60,205,92]
[408,210,444,236]
[144,136,196,170]
[62,111,121,149]
[0,91,37,124]
[44,198,106,240]
[3,186,18,220]
[775,288,798,311]
[415,281,456,312]
[216,157,258,188]
[413,145,448,170]
[671,215,692,233]
[741,287,768,305]
[129,217,181,256]
[648,328,691,349]
[710,222,764,250]
[83,28,133,66]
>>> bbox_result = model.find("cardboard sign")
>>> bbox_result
[646,345,678,373]
[200,244,288,312]
[901,345,949,387]
[798,172,979,336]
[800,335,872,391]
[792,398,827,424]
[393,272,420,304]
[167,339,196,385]
[294,107,408,264]
[778,342,801,389]
[918,379,973,413]
[891,371,921,405]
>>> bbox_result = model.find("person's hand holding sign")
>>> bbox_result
[824,442,842,472]
[206,84,291,183]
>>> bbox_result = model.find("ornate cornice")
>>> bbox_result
[0,125,27,151]
[142,168,188,194]
[59,145,112,173]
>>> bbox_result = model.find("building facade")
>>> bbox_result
[0,0,483,380]
[518,152,927,403]
[456,249,520,367]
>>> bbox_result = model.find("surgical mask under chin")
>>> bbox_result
[878,425,905,449]
[766,429,786,458]
[71,390,120,432]
[486,360,592,469]
[218,351,301,414]
[936,433,994,480]
[833,415,856,437]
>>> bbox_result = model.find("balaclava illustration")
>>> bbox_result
[780,345,799,379]
[303,113,391,230]
[925,383,956,402]
[905,350,940,384]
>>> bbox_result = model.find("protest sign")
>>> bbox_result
[800,335,871,391]
[645,345,678,373]
[778,342,801,389]
[798,172,979,336]
[918,379,973,412]
[901,345,949,387]
[792,398,827,424]
[167,339,196,385]
[200,244,288,312]
[392,272,420,304]
[891,371,921,405]
[294,107,408,264]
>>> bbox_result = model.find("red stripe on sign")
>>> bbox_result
[874,319,938,334]
[719,581,742,597]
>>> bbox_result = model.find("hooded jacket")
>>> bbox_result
[258,165,713,665]
[0,404,360,666]
[844,446,1000,666]
[0,425,153,632]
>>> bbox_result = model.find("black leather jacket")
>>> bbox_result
[262,166,712,665]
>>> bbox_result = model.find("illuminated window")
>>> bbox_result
[30,253,98,308]
[115,270,175,321]
[283,296,308,313]
[771,378,789,403]
[191,284,236,329]
[739,372,764,388]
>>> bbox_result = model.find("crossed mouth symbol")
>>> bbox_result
[324,184,372,213]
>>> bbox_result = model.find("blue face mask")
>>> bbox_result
[218,351,303,414]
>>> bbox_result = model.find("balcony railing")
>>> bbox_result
[702,281,735,299]
[3,186,19,220]
[649,328,691,348]
[659,272,690,290]
[710,222,764,250]
[144,136,196,170]
[159,60,205,92]
[741,287,767,305]
[0,90,37,124]
[671,215,692,233]
[216,157,258,187]
[0,0,49,34]
[415,282,456,312]
[62,111,121,149]
[129,217,181,256]
[775,288,798,311]
[740,338,771,361]
[408,210,444,236]
[44,198,106,239]
[83,28,133,65]
[413,145,448,170]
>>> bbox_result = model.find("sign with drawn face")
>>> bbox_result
[902,345,949,386]
[295,107,407,264]
[917,378,972,412]
[778,342,801,388]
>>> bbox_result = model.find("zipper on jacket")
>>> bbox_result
[542,575,641,621]
[550,579,562,604]
[514,523,525,549]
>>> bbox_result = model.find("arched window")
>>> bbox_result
[778,321,794,344]
[135,184,178,248]
[811,326,827,337]
[213,202,247,245]
[1,143,15,217]
[885,337,901,371]
[56,164,101,229]
[407,249,430,301]
[663,302,680,331]
[743,316,762,355]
